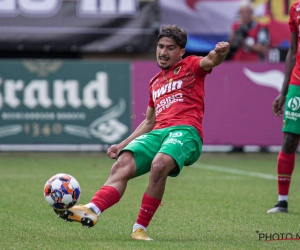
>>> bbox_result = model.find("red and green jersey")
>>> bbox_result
[289,0,300,86]
[148,55,211,140]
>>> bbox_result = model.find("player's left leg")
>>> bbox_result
[132,126,202,240]
[131,152,177,241]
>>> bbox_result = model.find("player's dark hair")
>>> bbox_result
[158,25,187,48]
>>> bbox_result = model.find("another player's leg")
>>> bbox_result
[132,153,178,240]
[58,152,136,227]
[267,133,299,213]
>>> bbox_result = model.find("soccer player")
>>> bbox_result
[56,25,230,240]
[267,1,300,213]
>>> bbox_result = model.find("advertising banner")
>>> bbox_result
[132,60,285,146]
[159,0,291,52]
[0,60,131,151]
[0,0,157,53]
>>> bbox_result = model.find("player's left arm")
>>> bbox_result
[200,42,230,71]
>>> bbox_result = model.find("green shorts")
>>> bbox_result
[119,125,203,178]
[282,84,300,135]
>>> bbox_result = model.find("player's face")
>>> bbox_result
[156,37,185,69]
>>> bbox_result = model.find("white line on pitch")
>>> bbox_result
[190,163,277,180]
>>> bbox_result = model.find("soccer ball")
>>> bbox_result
[44,173,81,210]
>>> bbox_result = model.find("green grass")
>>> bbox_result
[1,152,300,250]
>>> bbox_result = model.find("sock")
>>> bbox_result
[277,151,295,197]
[278,195,288,202]
[135,193,161,229]
[133,223,147,233]
[86,203,101,216]
[90,186,120,213]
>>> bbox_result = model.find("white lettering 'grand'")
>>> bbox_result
[0,72,112,110]
[24,80,52,108]
[83,72,112,109]
[53,80,81,108]
[152,80,183,102]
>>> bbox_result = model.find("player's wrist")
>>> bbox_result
[118,139,129,149]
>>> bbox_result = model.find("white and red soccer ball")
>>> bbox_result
[44,173,81,210]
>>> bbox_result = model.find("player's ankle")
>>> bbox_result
[133,223,147,232]
[86,203,101,216]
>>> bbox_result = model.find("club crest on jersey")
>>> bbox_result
[174,66,181,75]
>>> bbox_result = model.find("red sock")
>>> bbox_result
[277,151,295,195]
[136,193,161,228]
[91,186,120,213]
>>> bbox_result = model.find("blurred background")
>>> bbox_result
[0,0,296,153]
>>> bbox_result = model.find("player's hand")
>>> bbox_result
[215,41,230,56]
[107,144,120,159]
[272,94,286,117]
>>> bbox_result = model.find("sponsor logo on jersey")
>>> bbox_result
[169,132,182,138]
[164,137,183,146]
[285,111,300,121]
[288,97,300,111]
[152,80,183,102]
[155,93,184,116]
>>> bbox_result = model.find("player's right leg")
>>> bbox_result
[56,151,137,227]
[267,133,299,214]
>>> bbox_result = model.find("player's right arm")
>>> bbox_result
[272,31,297,117]
[200,42,230,71]
[107,106,156,159]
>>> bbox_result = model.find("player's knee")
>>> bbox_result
[283,133,300,152]
[150,162,169,182]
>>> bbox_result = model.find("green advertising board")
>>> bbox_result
[0,60,131,151]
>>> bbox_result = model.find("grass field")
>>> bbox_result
[1,152,300,250]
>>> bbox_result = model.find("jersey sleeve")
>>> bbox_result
[186,56,211,76]
[192,56,212,76]
[148,73,160,108]
[148,80,155,108]
[289,3,297,33]
[148,96,154,108]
